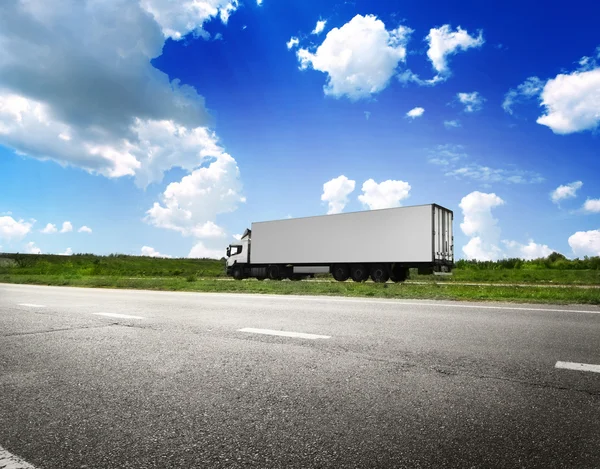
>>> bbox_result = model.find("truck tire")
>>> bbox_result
[332,264,350,282]
[267,265,280,280]
[370,264,390,283]
[232,265,244,281]
[390,265,408,283]
[351,264,368,282]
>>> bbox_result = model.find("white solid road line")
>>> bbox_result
[238,328,331,340]
[93,312,145,319]
[0,445,37,469]
[17,304,45,308]
[555,361,600,373]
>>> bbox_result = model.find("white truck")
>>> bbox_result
[225,203,453,283]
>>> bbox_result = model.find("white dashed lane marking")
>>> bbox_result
[93,312,145,319]
[0,445,37,468]
[555,361,600,373]
[17,304,45,308]
[238,328,331,340]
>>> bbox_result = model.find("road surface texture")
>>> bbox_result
[1,283,599,468]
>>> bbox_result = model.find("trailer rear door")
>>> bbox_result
[433,205,453,263]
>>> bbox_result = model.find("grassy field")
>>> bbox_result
[1,252,599,305]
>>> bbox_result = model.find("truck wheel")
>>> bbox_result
[390,265,408,283]
[351,264,368,282]
[232,266,244,280]
[267,265,280,280]
[370,264,390,283]
[332,264,350,282]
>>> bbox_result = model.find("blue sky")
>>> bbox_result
[0,0,599,260]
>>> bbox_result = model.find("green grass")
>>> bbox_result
[1,252,599,305]
[1,275,599,305]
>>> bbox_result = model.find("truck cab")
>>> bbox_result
[226,229,250,277]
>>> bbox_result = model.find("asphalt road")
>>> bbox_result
[1,283,599,468]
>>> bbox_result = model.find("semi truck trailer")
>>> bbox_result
[225,203,453,283]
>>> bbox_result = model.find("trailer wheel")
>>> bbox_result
[232,265,244,281]
[332,264,350,282]
[267,265,281,280]
[370,264,390,283]
[351,264,369,282]
[390,265,408,283]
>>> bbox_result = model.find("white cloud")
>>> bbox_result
[428,144,467,166]
[459,191,504,260]
[296,14,412,100]
[406,107,424,118]
[426,25,484,77]
[146,152,244,237]
[287,36,299,50]
[141,245,171,258]
[583,199,600,213]
[24,241,41,254]
[364,111,371,120]
[256,0,263,5]
[568,230,600,256]
[78,226,92,233]
[140,0,239,40]
[41,223,58,234]
[444,120,461,128]
[502,77,544,115]
[550,181,583,203]
[60,221,73,233]
[312,20,327,35]
[321,175,356,214]
[445,164,543,184]
[191,221,226,238]
[233,234,242,241]
[459,191,553,261]
[0,216,33,241]
[0,0,244,199]
[457,92,485,112]
[188,241,224,259]
[536,68,600,134]
[358,179,411,210]
[59,247,73,256]
[502,240,553,260]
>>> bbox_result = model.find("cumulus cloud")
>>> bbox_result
[296,14,412,100]
[287,36,299,50]
[41,223,58,234]
[24,241,41,254]
[191,221,227,238]
[503,47,600,134]
[140,0,239,40]
[321,175,356,214]
[145,152,244,237]
[60,221,73,233]
[583,199,600,213]
[502,240,553,260]
[0,216,33,241]
[537,68,600,134]
[0,0,246,240]
[78,226,92,233]
[59,247,73,256]
[358,179,411,210]
[457,92,485,112]
[312,20,327,35]
[426,25,484,77]
[189,241,225,259]
[406,107,425,118]
[232,234,243,241]
[568,230,600,256]
[550,181,583,204]
[459,191,553,260]
[141,245,171,258]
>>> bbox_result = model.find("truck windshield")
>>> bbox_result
[228,245,242,256]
